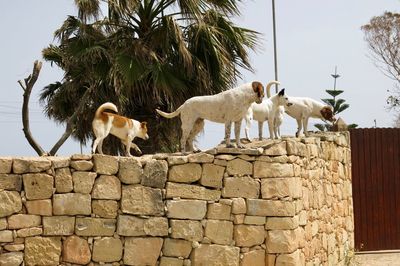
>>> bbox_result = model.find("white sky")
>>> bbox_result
[1,0,399,156]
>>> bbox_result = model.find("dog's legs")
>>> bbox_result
[225,122,234,148]
[303,117,310,137]
[245,117,251,142]
[180,116,196,152]
[234,120,244,148]
[187,118,204,152]
[268,119,275,139]
[92,138,101,154]
[258,121,264,140]
[295,118,302,138]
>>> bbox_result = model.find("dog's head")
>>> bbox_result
[321,106,335,122]
[276,88,293,107]
[252,81,264,104]
[138,122,149,140]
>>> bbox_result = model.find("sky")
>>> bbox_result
[1,0,399,156]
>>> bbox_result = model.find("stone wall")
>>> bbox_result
[0,132,354,266]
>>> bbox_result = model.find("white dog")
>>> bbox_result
[284,97,335,137]
[156,81,265,152]
[92,102,149,156]
[244,81,291,140]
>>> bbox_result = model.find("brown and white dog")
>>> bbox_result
[156,82,264,152]
[92,102,149,156]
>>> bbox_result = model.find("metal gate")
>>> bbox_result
[350,128,400,251]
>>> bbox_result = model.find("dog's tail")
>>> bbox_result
[156,105,183,119]
[95,102,118,118]
[266,80,280,98]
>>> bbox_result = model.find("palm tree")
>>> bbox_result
[41,0,259,154]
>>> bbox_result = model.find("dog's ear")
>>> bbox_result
[252,81,264,97]
[320,106,334,121]
[140,122,147,129]
[278,88,285,96]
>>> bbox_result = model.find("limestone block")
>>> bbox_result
[244,216,266,225]
[261,177,302,199]
[117,215,168,236]
[226,158,252,176]
[92,200,118,218]
[142,159,168,188]
[162,238,192,258]
[217,147,263,156]
[241,249,266,266]
[55,168,73,193]
[0,230,13,242]
[0,252,24,266]
[191,244,240,266]
[92,175,121,200]
[204,220,233,245]
[188,152,214,163]
[170,219,203,241]
[92,237,123,262]
[121,185,164,216]
[0,218,7,230]
[263,141,287,156]
[144,216,169,236]
[169,163,202,183]
[118,157,143,184]
[13,157,51,174]
[8,214,41,229]
[53,193,91,215]
[25,236,62,266]
[26,199,52,216]
[167,200,207,220]
[200,164,225,188]
[222,177,260,199]
[254,162,294,178]
[71,154,92,160]
[70,160,93,171]
[93,154,118,175]
[0,157,12,174]
[234,225,264,247]
[167,155,188,165]
[62,235,91,265]
[23,173,54,200]
[43,216,75,236]
[16,227,43,238]
[160,257,184,266]
[286,140,308,156]
[207,203,231,220]
[48,157,70,169]
[0,174,22,191]
[232,198,246,214]
[276,249,301,265]
[166,182,221,201]
[75,217,116,236]
[265,217,299,230]
[3,244,24,252]
[247,199,296,217]
[124,237,163,266]
[72,171,97,194]
[266,230,298,253]
[0,191,22,217]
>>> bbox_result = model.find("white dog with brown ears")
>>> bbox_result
[92,102,149,156]
[156,81,265,152]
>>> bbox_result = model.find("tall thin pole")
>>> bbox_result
[272,0,279,93]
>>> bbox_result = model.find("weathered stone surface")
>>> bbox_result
[170,219,203,241]
[167,155,188,165]
[205,220,233,245]
[160,257,184,266]
[0,190,22,217]
[247,199,296,217]
[117,215,168,236]
[118,157,143,184]
[226,158,253,176]
[261,177,302,199]
[232,198,246,214]
[0,230,13,242]
[0,218,7,230]
[8,214,41,229]
[70,160,93,171]
[266,230,298,253]
[263,141,287,156]
[92,200,118,218]
[124,237,163,266]
[25,236,62,266]
[234,225,265,247]
[166,182,221,201]
[23,173,54,200]
[222,177,260,199]
[162,238,192,258]
[13,157,51,174]
[53,193,91,215]
[142,159,168,188]
[265,217,299,230]
[191,244,240,266]
[72,171,97,194]
[276,249,301,266]
[49,157,70,169]
[62,236,91,265]
[167,200,207,220]
[71,154,92,160]
[92,237,123,263]
[75,218,116,236]
[121,185,164,216]
[286,140,308,156]
[92,175,121,200]
[244,215,266,225]
[169,163,202,183]
[55,168,73,193]
[254,162,294,178]
[0,174,22,191]
[207,203,231,220]
[0,157,12,174]
[217,147,263,156]
[26,199,52,216]
[16,227,43,238]
[188,152,214,163]
[0,252,24,266]
[3,244,24,252]
[93,154,119,175]
[200,163,225,188]
[43,216,75,236]
[241,249,266,266]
